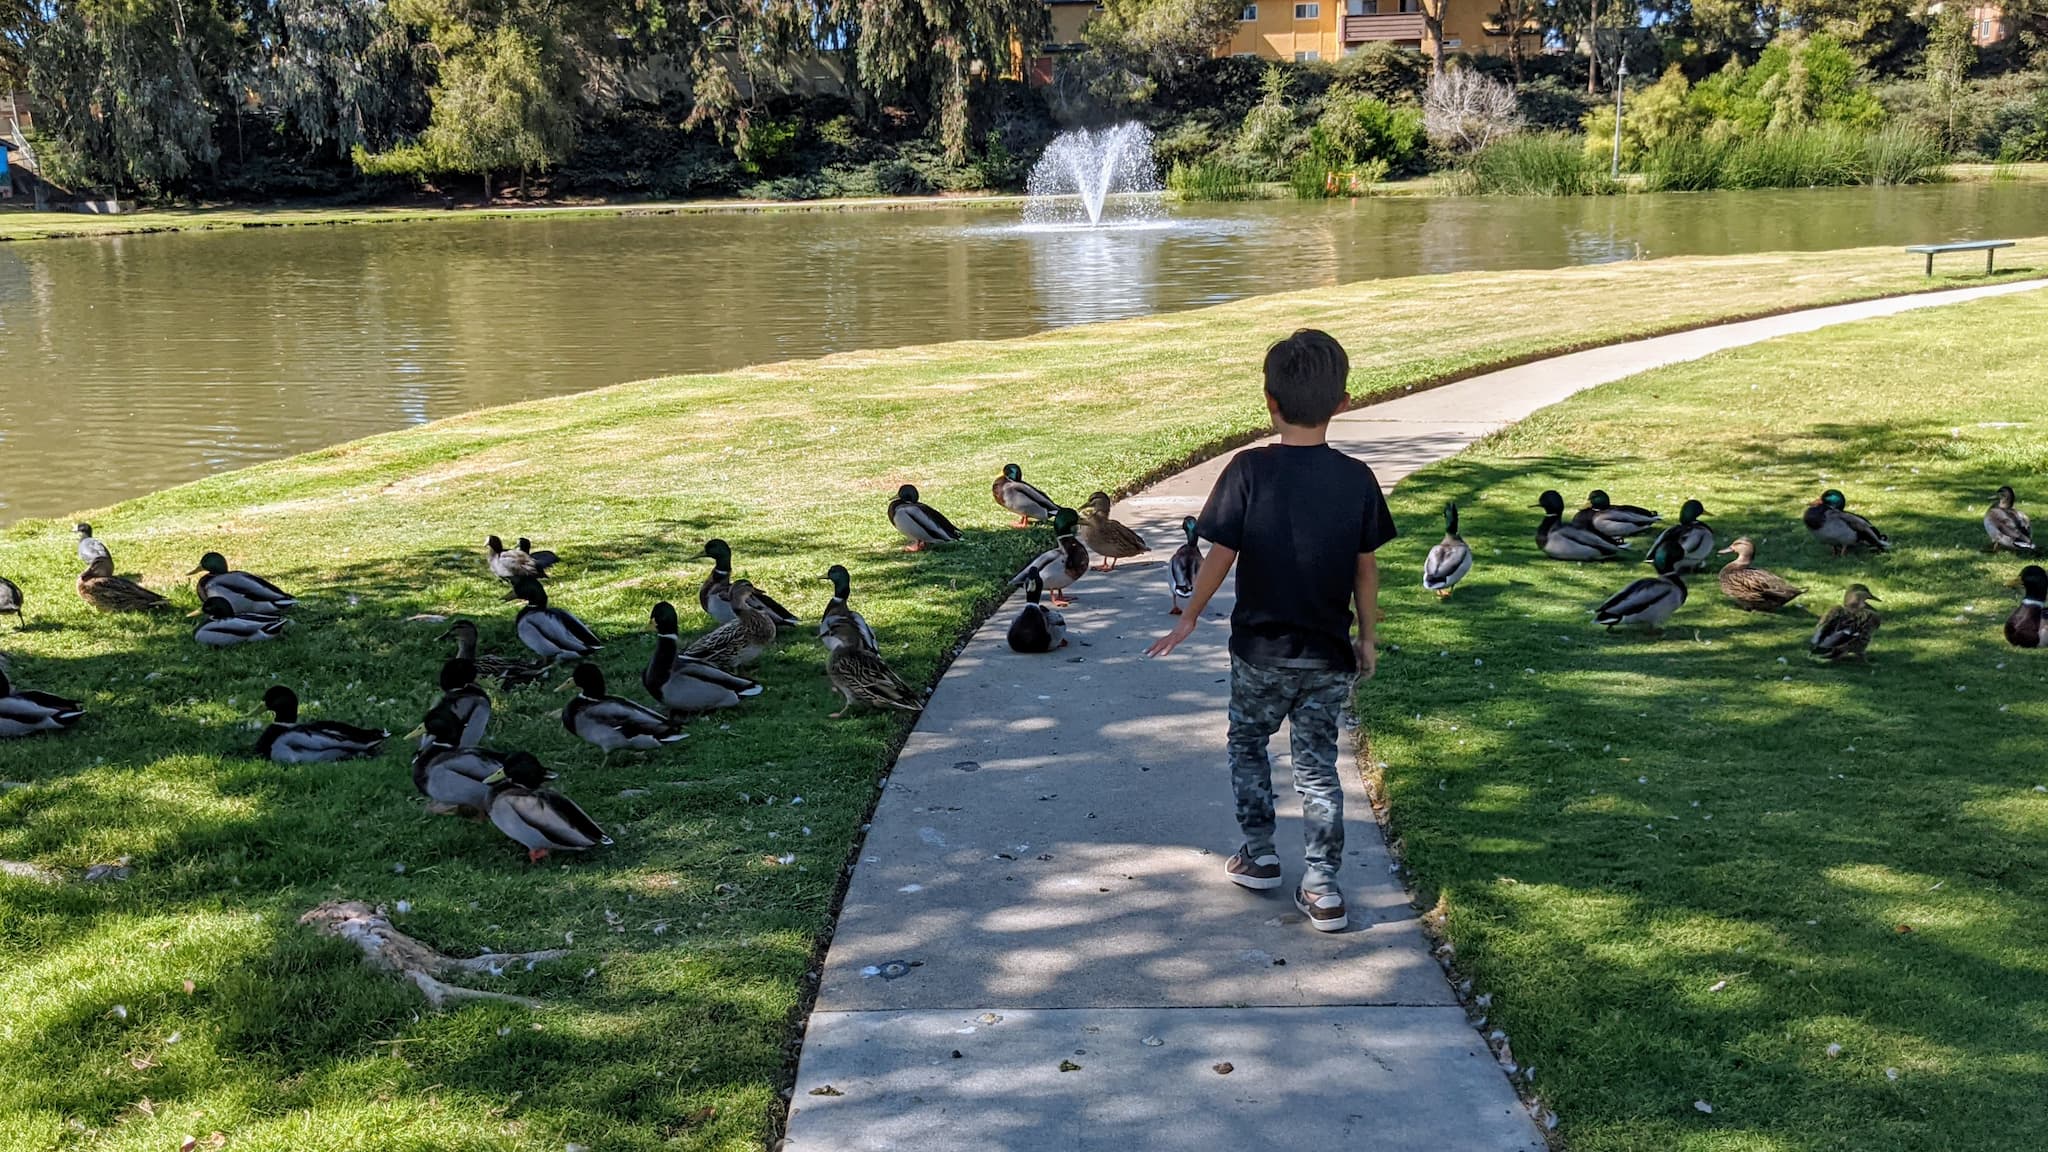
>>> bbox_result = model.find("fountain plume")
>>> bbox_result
[1023,123,1162,228]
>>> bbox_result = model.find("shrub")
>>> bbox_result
[1639,131,1734,191]
[1234,65,1305,178]
[1167,158,1257,200]
[1862,124,1946,185]
[1331,41,1431,104]
[1314,89,1426,173]
[1424,69,1521,153]
[1465,132,1618,195]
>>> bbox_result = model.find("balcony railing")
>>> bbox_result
[1343,13,1427,41]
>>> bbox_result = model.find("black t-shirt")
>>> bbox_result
[1198,443,1398,672]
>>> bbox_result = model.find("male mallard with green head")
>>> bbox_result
[1078,492,1147,571]
[1643,498,1715,572]
[441,618,552,689]
[993,463,1058,528]
[697,539,801,627]
[191,596,288,647]
[1009,508,1089,607]
[1534,490,1624,562]
[1166,515,1202,615]
[412,700,529,815]
[561,662,685,754]
[685,579,779,671]
[1572,490,1661,539]
[1985,486,2034,554]
[0,668,85,738]
[1422,501,1472,598]
[1810,584,1882,661]
[0,575,23,629]
[257,686,388,763]
[507,575,602,662]
[1715,537,1804,612]
[421,657,492,749]
[2006,565,2047,648]
[1804,489,1889,556]
[824,618,923,718]
[820,564,877,653]
[484,753,611,862]
[889,484,962,552]
[1593,536,1689,633]
[646,601,764,713]
[189,552,297,616]
[77,555,174,614]
[1007,572,1067,653]
[486,535,548,583]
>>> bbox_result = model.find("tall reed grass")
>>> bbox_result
[1167,160,1257,201]
[1639,125,1945,192]
[1464,133,1621,196]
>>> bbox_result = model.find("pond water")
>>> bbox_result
[3,182,2045,524]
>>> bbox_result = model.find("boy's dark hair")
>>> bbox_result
[1263,329,1351,427]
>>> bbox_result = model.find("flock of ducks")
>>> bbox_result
[1423,484,2043,658]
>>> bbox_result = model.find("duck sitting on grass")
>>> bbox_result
[0,668,85,738]
[646,601,764,714]
[422,657,491,749]
[685,580,779,672]
[993,463,1059,528]
[412,701,532,816]
[508,575,602,663]
[191,596,289,648]
[1594,537,1689,634]
[1985,486,2034,553]
[484,753,610,862]
[1573,490,1661,539]
[697,539,801,627]
[1643,498,1716,572]
[77,554,173,614]
[2006,565,2046,648]
[486,535,549,583]
[189,552,297,616]
[441,619,552,689]
[257,686,388,764]
[0,574,23,630]
[561,663,685,755]
[1811,584,1882,662]
[1535,490,1624,562]
[1715,537,1805,612]
[1804,489,1890,556]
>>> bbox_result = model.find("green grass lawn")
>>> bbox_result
[0,244,2043,1152]
[1370,289,2048,1151]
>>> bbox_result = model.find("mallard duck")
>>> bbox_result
[411,701,533,814]
[74,523,111,567]
[188,552,297,615]
[486,535,549,583]
[1006,572,1067,653]
[256,686,388,763]
[484,752,611,861]
[1643,499,1715,572]
[889,484,962,552]
[1572,490,1661,539]
[1078,492,1147,571]
[560,663,684,754]
[819,565,877,653]
[1594,537,1689,632]
[419,657,491,749]
[2006,565,2046,648]
[517,538,560,573]
[191,596,288,647]
[1804,489,1889,556]
[0,668,85,738]
[1716,537,1805,612]
[1810,584,1882,661]
[1985,486,2034,553]
[646,601,763,713]
[697,539,800,627]
[0,575,23,629]
[77,555,173,613]
[507,575,602,662]
[993,463,1058,527]
[1167,515,1202,615]
[1422,501,1473,598]
[440,619,552,689]
[1535,490,1624,561]
[824,621,923,717]
[1009,508,1089,607]
[684,579,779,671]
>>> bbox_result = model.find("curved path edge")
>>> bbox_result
[781,277,2048,1151]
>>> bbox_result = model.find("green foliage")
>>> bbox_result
[356,24,573,195]
[1861,122,1948,184]
[1995,90,2048,161]
[1234,65,1305,179]
[1313,89,1426,172]
[737,117,800,175]
[1083,0,1245,77]
[1464,132,1621,195]
[1924,5,1981,154]
[852,0,1046,162]
[1329,41,1432,104]
[1690,34,1886,138]
[1166,157,1257,199]
[1639,131,1737,190]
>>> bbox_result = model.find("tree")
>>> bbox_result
[852,0,1047,162]
[1085,0,1244,77]
[1922,3,1977,153]
[1421,0,1448,76]
[1423,67,1520,151]
[357,24,573,198]
[253,0,428,166]
[1487,0,1542,82]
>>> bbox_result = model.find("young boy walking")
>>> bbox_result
[1147,329,1396,933]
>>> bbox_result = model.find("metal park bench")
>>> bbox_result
[1906,239,2015,276]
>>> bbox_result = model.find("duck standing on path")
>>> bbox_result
[697,539,801,627]
[1535,490,1624,562]
[1574,490,1661,539]
[993,464,1059,528]
[1009,508,1089,607]
[487,536,549,583]
[820,565,878,653]
[1167,516,1203,615]
[0,668,85,738]
[74,523,111,567]
[422,657,492,749]
[2006,565,2047,648]
[1643,498,1716,572]
[1422,502,1472,598]
[1594,538,1689,633]
[1716,537,1805,612]
[257,686,388,763]
[507,575,602,662]
[1078,492,1147,571]
[561,663,685,755]
[646,601,764,714]
[685,579,780,671]
[824,618,924,718]
[191,596,288,647]
[484,753,611,862]
[0,575,23,629]
[189,552,298,616]
[1985,486,2034,553]
[889,484,963,552]
[1804,489,1890,556]
[441,619,552,689]
[1007,572,1067,653]
[77,555,174,614]
[1811,584,1883,662]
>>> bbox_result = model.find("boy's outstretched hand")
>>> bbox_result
[1147,618,1197,659]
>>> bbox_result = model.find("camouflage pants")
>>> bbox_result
[1227,656,1352,894]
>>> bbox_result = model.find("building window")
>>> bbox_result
[1240,3,1257,18]
[1349,0,1378,12]
[1398,0,1420,10]
[1294,2,1319,17]
[1443,37,1461,47]
[1295,49,1321,60]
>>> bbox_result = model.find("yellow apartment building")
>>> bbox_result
[1040,0,1533,62]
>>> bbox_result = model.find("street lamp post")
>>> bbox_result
[1610,48,1628,180]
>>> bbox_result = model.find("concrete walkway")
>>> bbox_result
[783,279,2047,1151]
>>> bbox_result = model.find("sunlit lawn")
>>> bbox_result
[1370,289,2048,1151]
[0,244,2043,1151]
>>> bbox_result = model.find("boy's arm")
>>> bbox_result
[1353,552,1379,681]
[1145,543,1237,658]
